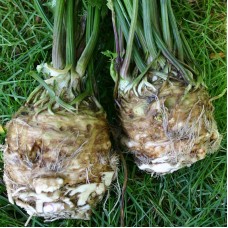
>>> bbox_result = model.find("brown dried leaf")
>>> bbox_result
[210,52,225,59]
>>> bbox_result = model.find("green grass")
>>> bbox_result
[0,0,226,227]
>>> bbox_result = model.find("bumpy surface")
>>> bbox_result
[4,106,117,221]
[119,80,221,175]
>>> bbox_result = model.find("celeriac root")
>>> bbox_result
[119,80,222,175]
[4,106,118,220]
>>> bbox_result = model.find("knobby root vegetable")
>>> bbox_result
[119,80,221,175]
[3,65,118,221]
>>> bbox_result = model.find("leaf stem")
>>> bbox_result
[114,1,146,72]
[160,0,172,52]
[167,0,184,61]
[120,0,139,78]
[52,0,65,69]
[66,0,75,67]
[86,5,94,95]
[111,4,121,73]
[153,30,194,84]
[123,0,147,54]
[142,0,157,60]
[110,0,122,98]
[150,0,160,36]
[76,8,100,77]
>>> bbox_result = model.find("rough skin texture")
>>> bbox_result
[119,80,221,175]
[4,105,117,221]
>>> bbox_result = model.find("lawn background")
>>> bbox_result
[0,0,226,227]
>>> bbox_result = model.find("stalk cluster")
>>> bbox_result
[3,1,117,221]
[108,0,221,175]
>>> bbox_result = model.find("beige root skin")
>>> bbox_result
[4,107,118,221]
[119,80,222,175]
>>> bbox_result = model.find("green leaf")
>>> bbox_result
[107,0,114,11]
[33,0,53,32]
[102,50,117,59]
